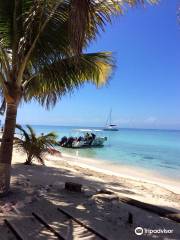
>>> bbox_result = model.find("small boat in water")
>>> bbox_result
[104,109,119,131]
[59,129,107,148]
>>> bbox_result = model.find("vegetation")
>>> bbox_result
[0,0,157,195]
[14,125,58,165]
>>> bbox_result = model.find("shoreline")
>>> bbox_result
[51,152,180,195]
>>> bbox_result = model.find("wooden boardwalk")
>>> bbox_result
[1,195,180,239]
[1,200,107,240]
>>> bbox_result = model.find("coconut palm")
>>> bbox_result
[0,0,157,195]
[14,124,58,165]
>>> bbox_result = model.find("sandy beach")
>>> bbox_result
[12,149,180,209]
[0,149,180,239]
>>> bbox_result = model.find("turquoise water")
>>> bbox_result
[30,125,180,180]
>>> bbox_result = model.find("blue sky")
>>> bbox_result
[17,0,180,129]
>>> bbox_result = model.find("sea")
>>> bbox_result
[27,125,180,181]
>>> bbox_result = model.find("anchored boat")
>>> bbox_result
[104,109,119,131]
[59,129,107,148]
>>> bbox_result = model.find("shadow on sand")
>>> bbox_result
[0,163,179,240]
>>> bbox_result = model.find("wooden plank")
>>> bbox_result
[0,221,19,240]
[32,212,65,240]
[23,200,70,239]
[57,207,109,240]
[30,199,102,240]
[4,219,24,240]
[120,197,180,223]
[5,215,59,240]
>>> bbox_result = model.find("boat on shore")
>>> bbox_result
[58,129,107,148]
[104,109,119,131]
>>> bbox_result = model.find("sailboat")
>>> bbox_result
[103,109,119,131]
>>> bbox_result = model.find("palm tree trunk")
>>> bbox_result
[0,103,18,196]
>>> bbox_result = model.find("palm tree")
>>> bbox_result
[15,124,58,165]
[0,0,157,196]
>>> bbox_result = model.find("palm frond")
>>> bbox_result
[14,124,58,164]
[0,98,6,115]
[26,124,36,140]
[68,0,121,54]
[68,0,158,54]
[24,52,114,108]
[16,124,30,141]
[0,0,158,110]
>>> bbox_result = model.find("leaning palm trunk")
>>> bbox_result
[0,103,18,196]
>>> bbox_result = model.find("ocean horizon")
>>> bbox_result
[20,125,180,181]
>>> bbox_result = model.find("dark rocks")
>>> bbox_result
[65,182,82,192]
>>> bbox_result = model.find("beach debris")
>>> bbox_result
[15,179,31,188]
[90,188,119,202]
[53,181,65,190]
[97,189,114,195]
[14,201,25,209]
[92,193,119,202]
[44,185,51,192]
[37,189,47,197]
[1,203,14,213]
[84,190,97,197]
[65,182,82,192]
[128,212,133,224]
[83,186,97,197]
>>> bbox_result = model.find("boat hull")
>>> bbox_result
[103,128,119,131]
[60,137,107,149]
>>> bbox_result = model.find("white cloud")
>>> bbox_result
[144,116,157,124]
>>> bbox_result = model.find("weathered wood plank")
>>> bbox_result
[4,219,24,240]
[57,207,109,240]
[120,196,180,223]
[5,215,59,240]
[32,212,65,240]
[29,199,102,240]
[0,221,18,240]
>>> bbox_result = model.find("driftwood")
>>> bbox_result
[97,189,114,195]
[92,194,119,202]
[120,197,180,223]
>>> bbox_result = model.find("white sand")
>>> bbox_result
[12,150,180,211]
[57,152,180,194]
[0,149,180,239]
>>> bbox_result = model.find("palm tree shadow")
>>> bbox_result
[0,163,179,240]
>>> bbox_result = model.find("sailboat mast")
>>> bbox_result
[109,108,112,125]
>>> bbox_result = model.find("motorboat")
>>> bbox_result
[59,129,107,148]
